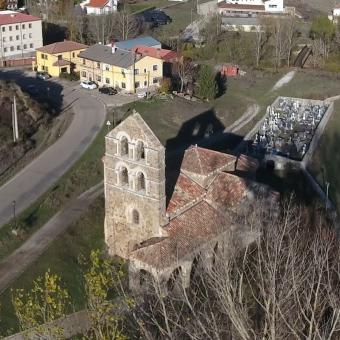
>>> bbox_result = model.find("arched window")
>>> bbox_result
[120,167,128,186]
[136,141,145,160]
[132,209,140,224]
[136,172,146,191]
[121,136,128,156]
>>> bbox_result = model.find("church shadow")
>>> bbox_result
[164,108,243,206]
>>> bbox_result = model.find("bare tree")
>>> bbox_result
[177,58,193,93]
[284,16,299,67]
[129,200,340,340]
[116,6,139,41]
[272,18,285,69]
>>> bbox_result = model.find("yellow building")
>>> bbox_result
[79,44,163,93]
[33,40,88,77]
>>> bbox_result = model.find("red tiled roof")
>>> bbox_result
[87,0,109,8]
[132,45,180,61]
[206,172,247,210]
[236,154,259,173]
[36,40,88,54]
[181,146,236,176]
[166,174,205,215]
[52,59,71,67]
[131,201,230,268]
[0,12,41,25]
[218,3,265,11]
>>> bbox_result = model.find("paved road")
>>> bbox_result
[0,182,104,294]
[0,69,107,227]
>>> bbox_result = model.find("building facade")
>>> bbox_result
[80,0,118,14]
[79,44,163,93]
[218,0,284,15]
[104,112,278,293]
[0,11,42,62]
[33,40,88,77]
[6,0,18,10]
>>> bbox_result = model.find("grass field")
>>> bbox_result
[0,197,105,335]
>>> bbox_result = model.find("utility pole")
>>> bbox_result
[12,95,19,142]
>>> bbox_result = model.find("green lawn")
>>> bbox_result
[127,0,169,13]
[0,119,107,263]
[0,197,105,335]
[153,0,199,41]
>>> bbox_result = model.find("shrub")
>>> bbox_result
[158,78,171,94]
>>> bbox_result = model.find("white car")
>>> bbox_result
[80,81,97,90]
[137,91,147,99]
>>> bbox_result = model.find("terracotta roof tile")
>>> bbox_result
[52,59,71,66]
[206,172,247,210]
[166,174,205,216]
[87,0,109,8]
[181,146,236,176]
[131,201,230,268]
[236,154,259,173]
[36,40,88,54]
[0,12,41,25]
[132,45,180,61]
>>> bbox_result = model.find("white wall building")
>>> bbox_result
[328,5,340,23]
[219,0,284,13]
[6,0,18,10]
[80,0,118,15]
[0,11,42,61]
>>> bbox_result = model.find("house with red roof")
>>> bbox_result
[80,0,118,15]
[133,45,182,77]
[0,10,42,65]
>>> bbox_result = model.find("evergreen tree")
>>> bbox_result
[196,65,218,101]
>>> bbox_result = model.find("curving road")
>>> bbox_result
[0,72,107,227]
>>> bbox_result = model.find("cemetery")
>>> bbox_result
[252,97,332,162]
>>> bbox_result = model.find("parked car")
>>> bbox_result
[139,9,171,28]
[80,81,97,90]
[36,72,51,80]
[25,85,39,96]
[99,86,117,95]
[137,91,147,99]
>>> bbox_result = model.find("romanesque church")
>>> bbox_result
[103,111,277,291]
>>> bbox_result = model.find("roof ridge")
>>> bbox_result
[195,146,204,175]
[131,112,163,147]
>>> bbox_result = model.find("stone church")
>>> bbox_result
[103,111,277,291]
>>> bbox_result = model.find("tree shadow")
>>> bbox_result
[42,22,68,45]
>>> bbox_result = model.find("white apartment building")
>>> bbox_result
[0,11,42,60]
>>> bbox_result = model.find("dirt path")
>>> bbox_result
[225,103,260,133]
[0,182,103,294]
[270,70,296,92]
